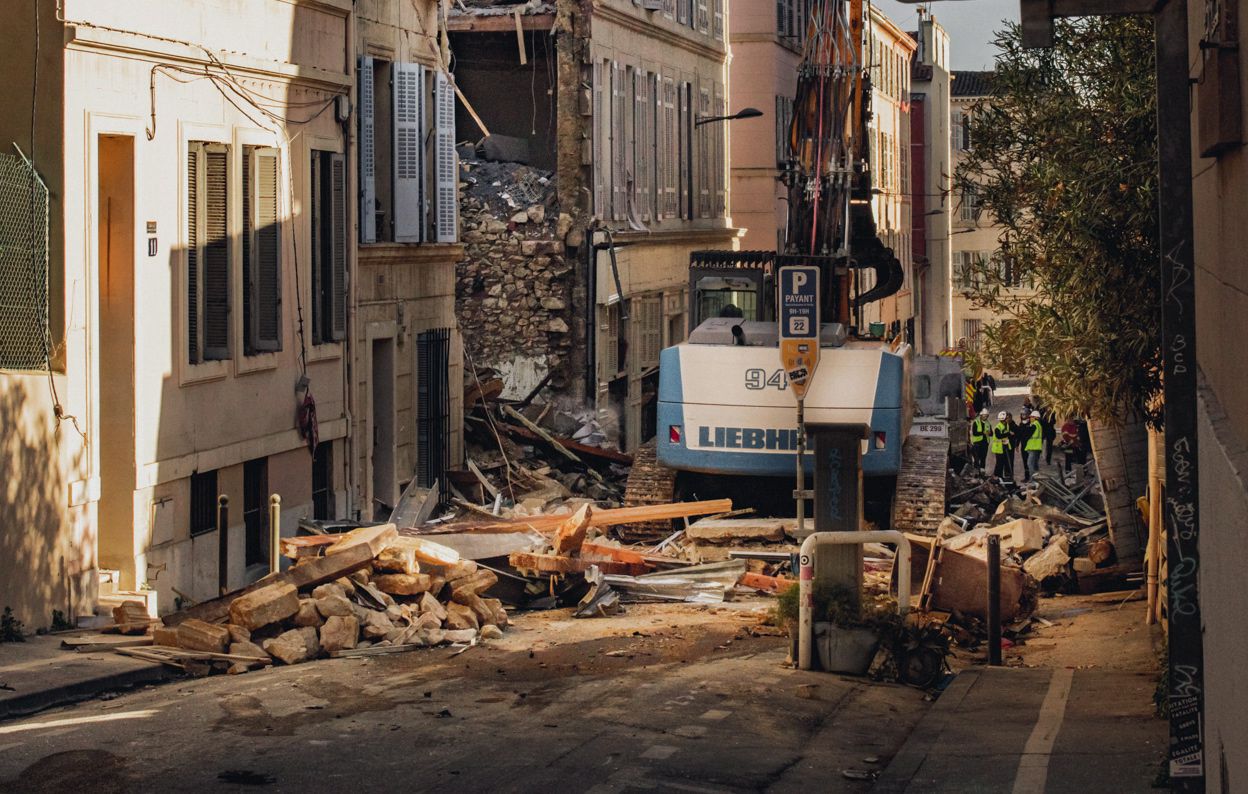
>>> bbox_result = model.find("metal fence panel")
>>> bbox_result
[0,149,50,371]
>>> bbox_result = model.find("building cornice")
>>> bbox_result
[358,242,466,266]
[591,3,727,62]
[605,225,738,245]
[64,25,352,90]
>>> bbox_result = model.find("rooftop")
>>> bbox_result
[952,70,994,98]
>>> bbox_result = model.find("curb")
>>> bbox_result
[0,664,175,722]
[873,669,982,793]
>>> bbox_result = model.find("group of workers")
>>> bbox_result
[968,377,1089,484]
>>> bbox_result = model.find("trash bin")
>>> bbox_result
[814,622,880,675]
[868,321,886,338]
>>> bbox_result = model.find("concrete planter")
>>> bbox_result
[814,622,880,675]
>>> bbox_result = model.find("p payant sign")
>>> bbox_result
[777,265,820,400]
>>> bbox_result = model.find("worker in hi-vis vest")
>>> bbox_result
[991,411,1014,481]
[1023,409,1044,481]
[970,408,990,471]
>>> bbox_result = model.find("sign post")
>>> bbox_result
[778,265,821,536]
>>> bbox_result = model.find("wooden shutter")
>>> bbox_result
[698,87,711,217]
[593,61,605,216]
[187,145,199,364]
[393,62,426,243]
[712,0,723,39]
[678,0,690,26]
[611,62,626,221]
[696,0,709,34]
[330,153,348,341]
[249,147,281,351]
[433,70,458,243]
[679,82,690,219]
[358,56,377,244]
[600,303,620,378]
[663,78,676,218]
[713,83,724,216]
[202,144,230,360]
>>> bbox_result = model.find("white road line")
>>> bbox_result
[0,709,159,735]
[1012,668,1075,794]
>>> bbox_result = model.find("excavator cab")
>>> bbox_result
[687,250,774,328]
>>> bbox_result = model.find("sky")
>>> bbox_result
[871,0,1021,71]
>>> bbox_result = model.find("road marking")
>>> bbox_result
[700,709,731,720]
[1012,668,1075,794]
[673,725,707,738]
[640,744,678,760]
[0,709,158,735]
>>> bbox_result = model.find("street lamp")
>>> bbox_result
[695,107,763,126]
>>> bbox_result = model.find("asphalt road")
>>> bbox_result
[0,604,930,794]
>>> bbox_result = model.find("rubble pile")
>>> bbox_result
[105,525,509,676]
[456,146,577,391]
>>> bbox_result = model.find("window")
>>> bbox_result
[594,61,607,216]
[955,251,975,289]
[187,141,231,363]
[189,469,218,536]
[0,151,49,371]
[962,318,983,352]
[312,442,334,520]
[959,187,980,222]
[1000,257,1025,289]
[663,77,678,218]
[775,95,794,166]
[417,328,452,508]
[952,109,971,151]
[681,81,692,219]
[637,295,663,369]
[600,302,623,379]
[777,0,810,42]
[612,62,627,221]
[697,87,711,217]
[358,58,457,244]
[243,457,269,568]
[242,146,282,354]
[311,150,347,344]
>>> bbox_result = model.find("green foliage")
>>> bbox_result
[1,607,25,643]
[50,610,74,632]
[772,583,900,632]
[956,17,1162,425]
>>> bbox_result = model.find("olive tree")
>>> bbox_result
[956,16,1161,424]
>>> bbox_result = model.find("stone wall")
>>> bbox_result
[456,191,576,398]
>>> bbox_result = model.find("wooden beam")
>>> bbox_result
[445,12,555,34]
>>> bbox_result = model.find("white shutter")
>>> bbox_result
[593,61,606,216]
[663,78,676,218]
[713,83,724,216]
[393,62,426,243]
[358,56,377,244]
[434,70,458,243]
[696,0,709,34]
[712,0,723,39]
[698,87,710,217]
[679,82,690,219]
[611,62,626,221]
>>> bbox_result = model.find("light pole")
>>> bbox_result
[694,107,763,126]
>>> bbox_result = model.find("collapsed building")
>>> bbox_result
[449,0,739,452]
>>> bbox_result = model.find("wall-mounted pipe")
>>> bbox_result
[797,530,911,671]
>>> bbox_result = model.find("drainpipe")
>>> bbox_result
[797,530,911,671]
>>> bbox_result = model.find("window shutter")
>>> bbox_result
[663,78,676,218]
[393,62,426,243]
[250,147,281,351]
[678,0,690,26]
[713,83,724,216]
[679,82,690,219]
[612,62,626,221]
[698,87,711,217]
[187,145,200,364]
[601,304,620,378]
[593,61,606,216]
[330,153,348,341]
[663,0,675,17]
[433,70,458,243]
[358,56,377,244]
[203,145,230,360]
[696,0,709,34]
[712,0,723,39]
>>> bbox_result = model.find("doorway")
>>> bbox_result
[371,337,396,518]
[96,135,138,588]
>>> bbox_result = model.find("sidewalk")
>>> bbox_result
[0,633,171,721]
[875,595,1166,793]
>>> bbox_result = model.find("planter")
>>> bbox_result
[814,622,880,675]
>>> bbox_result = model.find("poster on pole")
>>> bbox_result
[778,265,821,400]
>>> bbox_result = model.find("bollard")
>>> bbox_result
[217,495,230,596]
[987,533,1002,666]
[269,494,282,575]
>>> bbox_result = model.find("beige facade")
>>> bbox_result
[948,72,1037,364]
[727,0,801,252]
[450,0,736,452]
[909,16,952,354]
[1187,0,1248,788]
[859,8,916,339]
[0,0,460,627]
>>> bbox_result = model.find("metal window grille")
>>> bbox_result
[0,149,50,371]
[417,328,451,508]
[962,319,983,352]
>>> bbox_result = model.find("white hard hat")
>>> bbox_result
[998,411,1007,421]
[979,408,989,416]
[1031,410,1042,418]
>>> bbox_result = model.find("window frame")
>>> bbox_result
[182,132,232,384]
[189,469,219,537]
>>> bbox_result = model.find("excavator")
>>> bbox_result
[625,0,964,533]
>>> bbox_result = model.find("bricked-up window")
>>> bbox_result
[187,142,231,363]
[311,150,347,344]
[189,469,218,536]
[0,151,49,371]
[243,146,282,354]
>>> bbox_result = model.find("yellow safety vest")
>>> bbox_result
[1025,420,1044,452]
[971,418,987,443]
[991,422,1011,455]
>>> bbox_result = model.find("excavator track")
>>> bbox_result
[892,435,950,536]
[620,439,679,543]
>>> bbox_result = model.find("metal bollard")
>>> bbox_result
[217,495,230,595]
[987,533,1002,666]
[269,494,282,575]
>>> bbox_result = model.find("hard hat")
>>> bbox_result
[998,411,1007,421]
[979,408,989,417]
[1031,410,1042,418]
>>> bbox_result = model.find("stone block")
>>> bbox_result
[373,573,434,596]
[264,629,310,665]
[315,594,355,619]
[293,599,324,627]
[176,619,230,654]
[228,582,300,631]
[445,602,479,631]
[319,615,359,653]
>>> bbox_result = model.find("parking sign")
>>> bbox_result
[777,265,820,400]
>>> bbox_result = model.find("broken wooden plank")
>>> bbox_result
[467,459,502,501]
[280,534,339,559]
[62,636,154,652]
[326,523,398,558]
[455,499,734,535]
[328,643,424,658]
[508,552,650,576]
[497,420,633,465]
[501,404,584,465]
[552,504,592,556]
[737,571,794,594]
[685,518,793,545]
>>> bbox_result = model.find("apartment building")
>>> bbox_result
[908,14,952,354]
[947,70,1037,359]
[449,0,737,452]
[0,0,460,627]
[857,8,917,341]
